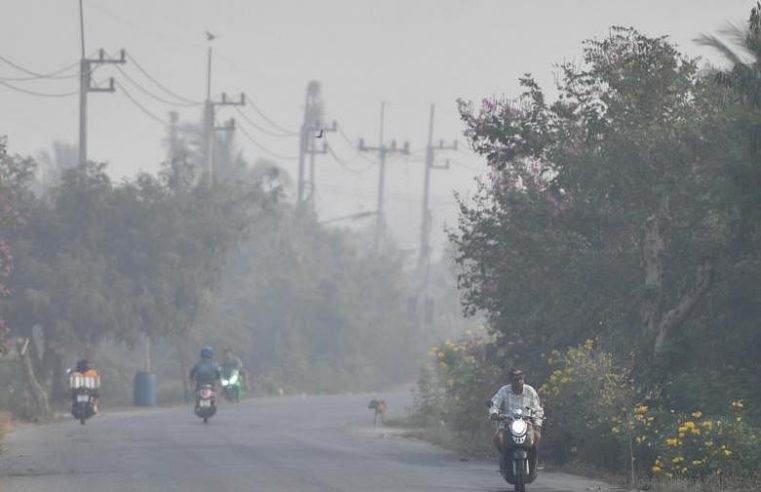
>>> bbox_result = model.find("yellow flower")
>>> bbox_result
[692,410,703,419]
[666,437,678,447]
[583,339,594,350]
[672,456,684,463]
[651,465,662,473]
[692,460,703,466]
[705,440,714,448]
[611,426,620,434]
[723,449,733,457]
[701,420,713,431]
[635,404,649,415]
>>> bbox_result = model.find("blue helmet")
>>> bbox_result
[200,346,214,359]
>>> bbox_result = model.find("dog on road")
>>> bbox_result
[368,399,387,427]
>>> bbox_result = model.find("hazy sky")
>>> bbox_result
[0,0,753,255]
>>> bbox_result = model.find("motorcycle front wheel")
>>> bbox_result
[513,459,526,492]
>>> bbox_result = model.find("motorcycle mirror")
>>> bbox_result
[66,368,72,375]
[486,400,494,408]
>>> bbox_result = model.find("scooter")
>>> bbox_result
[69,370,99,425]
[220,369,242,403]
[488,402,541,492]
[194,384,217,423]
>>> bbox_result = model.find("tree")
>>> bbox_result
[453,28,729,373]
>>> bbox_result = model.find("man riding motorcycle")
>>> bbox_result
[221,347,246,387]
[70,359,100,418]
[190,346,221,391]
[489,368,544,477]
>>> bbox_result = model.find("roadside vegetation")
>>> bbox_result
[0,114,463,421]
[411,5,761,491]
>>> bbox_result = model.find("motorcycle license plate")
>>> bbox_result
[77,394,89,403]
[199,400,212,407]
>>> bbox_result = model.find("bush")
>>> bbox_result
[413,328,502,454]
[538,340,635,469]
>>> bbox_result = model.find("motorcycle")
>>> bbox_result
[194,384,217,423]
[220,369,242,403]
[69,371,99,425]
[488,402,541,492]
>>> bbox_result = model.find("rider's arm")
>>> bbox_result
[490,386,507,417]
[527,386,544,427]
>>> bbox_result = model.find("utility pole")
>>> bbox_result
[305,119,336,206]
[358,101,410,250]
[77,0,125,166]
[202,40,245,183]
[297,81,335,209]
[419,103,456,267]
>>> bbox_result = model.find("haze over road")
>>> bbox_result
[0,392,610,492]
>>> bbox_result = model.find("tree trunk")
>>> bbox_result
[177,337,190,403]
[641,197,669,337]
[640,195,714,357]
[49,349,67,403]
[653,261,713,356]
[17,338,52,421]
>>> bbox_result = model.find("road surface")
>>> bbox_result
[0,392,612,491]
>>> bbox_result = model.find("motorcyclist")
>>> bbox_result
[189,346,221,391]
[220,346,246,389]
[71,359,100,414]
[489,368,544,472]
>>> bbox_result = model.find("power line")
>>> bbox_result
[114,81,167,127]
[325,142,375,174]
[112,63,198,107]
[234,105,297,138]
[449,158,483,172]
[335,123,378,164]
[237,123,299,161]
[0,53,79,80]
[0,79,78,98]
[245,99,298,135]
[125,53,201,105]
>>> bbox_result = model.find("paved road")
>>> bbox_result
[0,392,611,492]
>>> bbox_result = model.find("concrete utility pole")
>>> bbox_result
[419,103,456,267]
[297,81,335,209]
[358,102,410,250]
[77,2,126,166]
[202,41,244,182]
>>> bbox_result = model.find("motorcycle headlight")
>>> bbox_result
[221,379,229,385]
[510,419,528,436]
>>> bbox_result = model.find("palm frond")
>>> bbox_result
[694,34,752,67]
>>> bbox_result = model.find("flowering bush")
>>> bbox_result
[414,327,502,453]
[537,339,636,467]
[627,401,761,481]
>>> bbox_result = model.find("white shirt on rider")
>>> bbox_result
[490,384,544,427]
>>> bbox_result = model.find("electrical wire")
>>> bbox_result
[449,158,484,172]
[115,81,167,126]
[234,106,297,138]
[0,54,79,80]
[124,53,201,105]
[244,100,298,136]
[237,123,299,161]
[325,142,375,174]
[335,123,378,164]
[113,63,199,107]
[0,79,78,98]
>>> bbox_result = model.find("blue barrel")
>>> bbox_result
[134,371,157,406]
